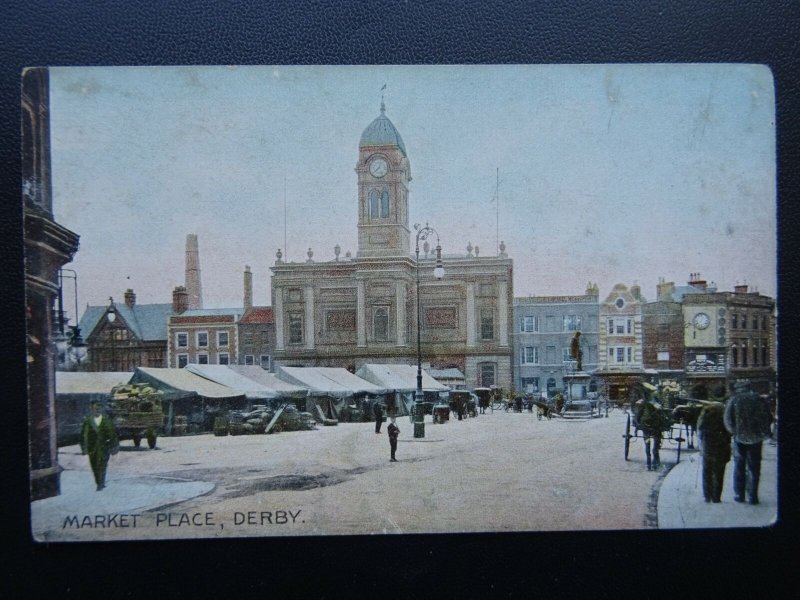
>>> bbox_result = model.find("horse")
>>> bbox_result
[671,402,708,449]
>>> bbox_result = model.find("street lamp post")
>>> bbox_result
[56,268,88,370]
[414,223,445,439]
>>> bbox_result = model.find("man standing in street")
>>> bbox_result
[80,400,119,491]
[697,401,731,503]
[724,381,773,505]
[373,400,384,434]
[387,417,400,462]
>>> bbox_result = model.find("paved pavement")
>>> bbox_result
[30,470,214,542]
[657,439,778,529]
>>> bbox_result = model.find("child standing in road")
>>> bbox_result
[388,417,400,462]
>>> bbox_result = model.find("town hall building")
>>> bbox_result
[270,102,514,389]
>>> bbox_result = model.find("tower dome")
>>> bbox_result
[359,102,406,156]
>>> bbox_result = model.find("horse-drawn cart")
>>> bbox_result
[622,383,710,466]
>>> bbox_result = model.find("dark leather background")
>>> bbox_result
[1,1,797,596]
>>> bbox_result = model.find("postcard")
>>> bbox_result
[24,64,777,541]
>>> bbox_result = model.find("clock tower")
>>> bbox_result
[356,102,411,257]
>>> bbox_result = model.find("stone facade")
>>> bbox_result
[270,104,513,389]
[512,285,600,398]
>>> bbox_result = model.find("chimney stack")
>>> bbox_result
[688,272,707,291]
[185,234,203,310]
[124,288,136,308]
[656,279,676,302]
[243,265,253,311]
[630,284,641,301]
[734,283,749,294]
[172,285,189,314]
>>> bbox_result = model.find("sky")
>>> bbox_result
[48,65,776,323]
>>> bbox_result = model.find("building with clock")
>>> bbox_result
[682,282,775,398]
[270,102,514,389]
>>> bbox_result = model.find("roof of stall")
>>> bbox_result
[130,367,246,400]
[184,364,280,399]
[275,366,387,398]
[355,363,448,393]
[56,371,133,395]
[225,365,309,398]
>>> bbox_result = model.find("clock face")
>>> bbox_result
[369,158,388,178]
[693,312,710,330]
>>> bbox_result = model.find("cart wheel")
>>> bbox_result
[623,414,631,460]
[133,434,142,448]
[146,429,157,449]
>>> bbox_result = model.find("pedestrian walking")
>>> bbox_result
[388,417,400,462]
[724,381,773,505]
[634,396,667,471]
[374,401,384,434]
[696,401,731,503]
[80,400,119,491]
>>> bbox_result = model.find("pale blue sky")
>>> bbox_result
[49,65,776,321]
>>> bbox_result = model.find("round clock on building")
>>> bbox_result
[369,157,388,178]
[693,312,710,329]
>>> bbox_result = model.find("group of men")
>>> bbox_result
[635,381,774,505]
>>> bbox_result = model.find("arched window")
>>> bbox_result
[369,188,390,219]
[380,190,390,218]
[374,307,389,341]
[369,189,380,218]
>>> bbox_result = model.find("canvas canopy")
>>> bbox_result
[355,363,448,393]
[56,371,133,395]
[226,365,308,398]
[275,366,387,398]
[130,367,246,401]
[185,364,291,400]
[55,371,134,446]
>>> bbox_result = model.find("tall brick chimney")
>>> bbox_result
[243,265,253,311]
[124,288,136,307]
[630,283,641,301]
[185,233,203,310]
[172,285,189,314]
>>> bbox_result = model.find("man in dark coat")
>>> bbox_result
[697,402,731,503]
[373,401,384,434]
[80,401,119,491]
[635,397,667,470]
[387,417,400,462]
[724,381,773,504]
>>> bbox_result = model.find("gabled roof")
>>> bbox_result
[239,307,274,324]
[356,363,448,393]
[79,303,174,342]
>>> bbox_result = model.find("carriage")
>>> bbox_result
[622,382,708,465]
[448,391,478,419]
